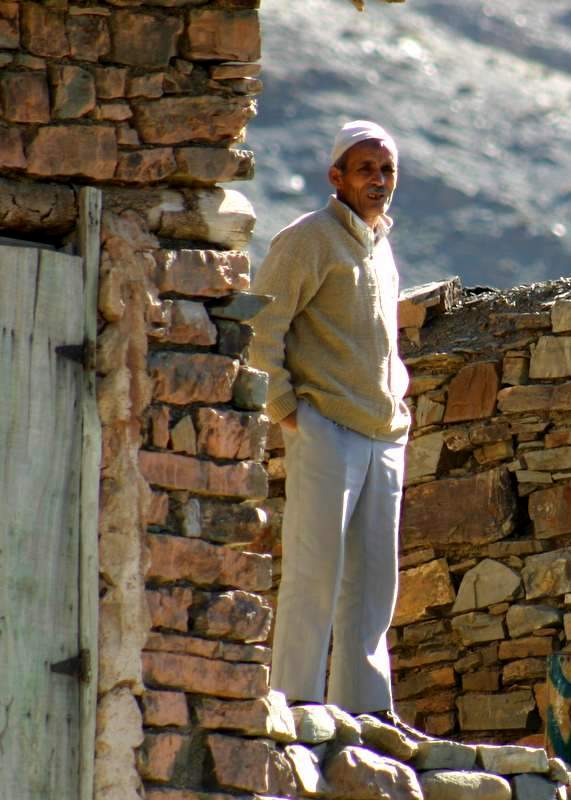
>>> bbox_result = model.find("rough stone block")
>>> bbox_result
[216,320,254,359]
[140,451,267,499]
[27,125,117,180]
[525,447,571,472]
[1,70,50,124]
[523,549,571,600]
[143,651,268,699]
[151,352,239,404]
[196,692,296,742]
[172,146,254,186]
[325,746,423,800]
[138,733,193,783]
[145,533,272,591]
[156,249,250,298]
[95,687,144,800]
[420,770,511,800]
[401,468,516,549]
[405,431,444,484]
[209,292,273,323]
[497,383,571,414]
[95,66,127,99]
[145,631,270,667]
[502,355,529,386]
[529,483,571,539]
[477,743,549,774]
[67,12,110,62]
[552,300,571,333]
[499,637,554,660]
[506,604,562,638]
[452,559,521,613]
[160,187,256,250]
[184,10,260,61]
[127,73,164,99]
[21,3,68,58]
[444,362,499,422]
[291,705,336,744]
[150,405,170,449]
[198,499,268,545]
[394,666,455,700]
[133,95,256,145]
[358,715,418,762]
[0,125,26,169]
[196,408,269,461]
[415,393,445,427]
[207,733,296,795]
[530,336,571,379]
[394,558,455,626]
[191,589,272,642]
[0,3,19,50]
[451,611,505,645]
[142,690,190,728]
[512,773,562,800]
[462,668,501,692]
[232,366,269,410]
[148,491,169,526]
[147,587,193,632]
[115,149,176,184]
[414,740,477,771]
[285,744,328,796]
[170,416,197,455]
[110,10,182,68]
[503,658,548,685]
[457,690,535,730]
[152,300,218,347]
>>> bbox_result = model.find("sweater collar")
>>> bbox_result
[326,195,393,249]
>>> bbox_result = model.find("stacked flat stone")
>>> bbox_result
[141,697,569,799]
[262,278,571,745]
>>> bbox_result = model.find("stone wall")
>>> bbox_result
[263,276,571,749]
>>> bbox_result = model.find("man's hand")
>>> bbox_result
[280,410,298,432]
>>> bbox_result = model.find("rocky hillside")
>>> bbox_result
[246,0,571,289]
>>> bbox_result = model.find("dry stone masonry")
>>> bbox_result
[2,1,570,799]
[264,277,571,752]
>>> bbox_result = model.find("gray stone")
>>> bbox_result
[552,300,571,333]
[522,549,571,600]
[285,744,328,796]
[478,744,549,774]
[451,611,505,645]
[413,740,477,771]
[529,336,571,379]
[404,431,444,485]
[512,773,561,800]
[325,746,423,800]
[420,770,511,800]
[524,446,571,472]
[216,320,254,359]
[506,604,563,638]
[457,690,535,731]
[357,714,418,762]
[324,705,363,745]
[209,291,273,321]
[291,705,336,744]
[452,559,521,613]
[548,757,570,785]
[232,366,269,410]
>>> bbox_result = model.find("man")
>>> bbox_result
[250,120,411,719]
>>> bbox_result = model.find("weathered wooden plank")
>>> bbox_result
[78,188,102,800]
[0,245,84,799]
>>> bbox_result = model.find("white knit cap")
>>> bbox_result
[331,120,398,165]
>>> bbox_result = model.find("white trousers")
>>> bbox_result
[270,401,406,714]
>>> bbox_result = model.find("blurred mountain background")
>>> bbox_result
[245,0,571,289]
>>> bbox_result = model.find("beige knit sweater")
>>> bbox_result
[249,195,410,442]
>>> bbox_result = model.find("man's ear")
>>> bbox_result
[328,165,342,190]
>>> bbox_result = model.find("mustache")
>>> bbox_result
[367,187,385,196]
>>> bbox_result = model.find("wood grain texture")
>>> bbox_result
[0,246,84,799]
[78,187,102,800]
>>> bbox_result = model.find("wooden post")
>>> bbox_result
[546,653,571,763]
[78,187,103,800]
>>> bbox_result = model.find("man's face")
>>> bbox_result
[328,140,398,228]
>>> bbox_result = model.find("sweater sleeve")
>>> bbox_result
[249,225,321,422]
